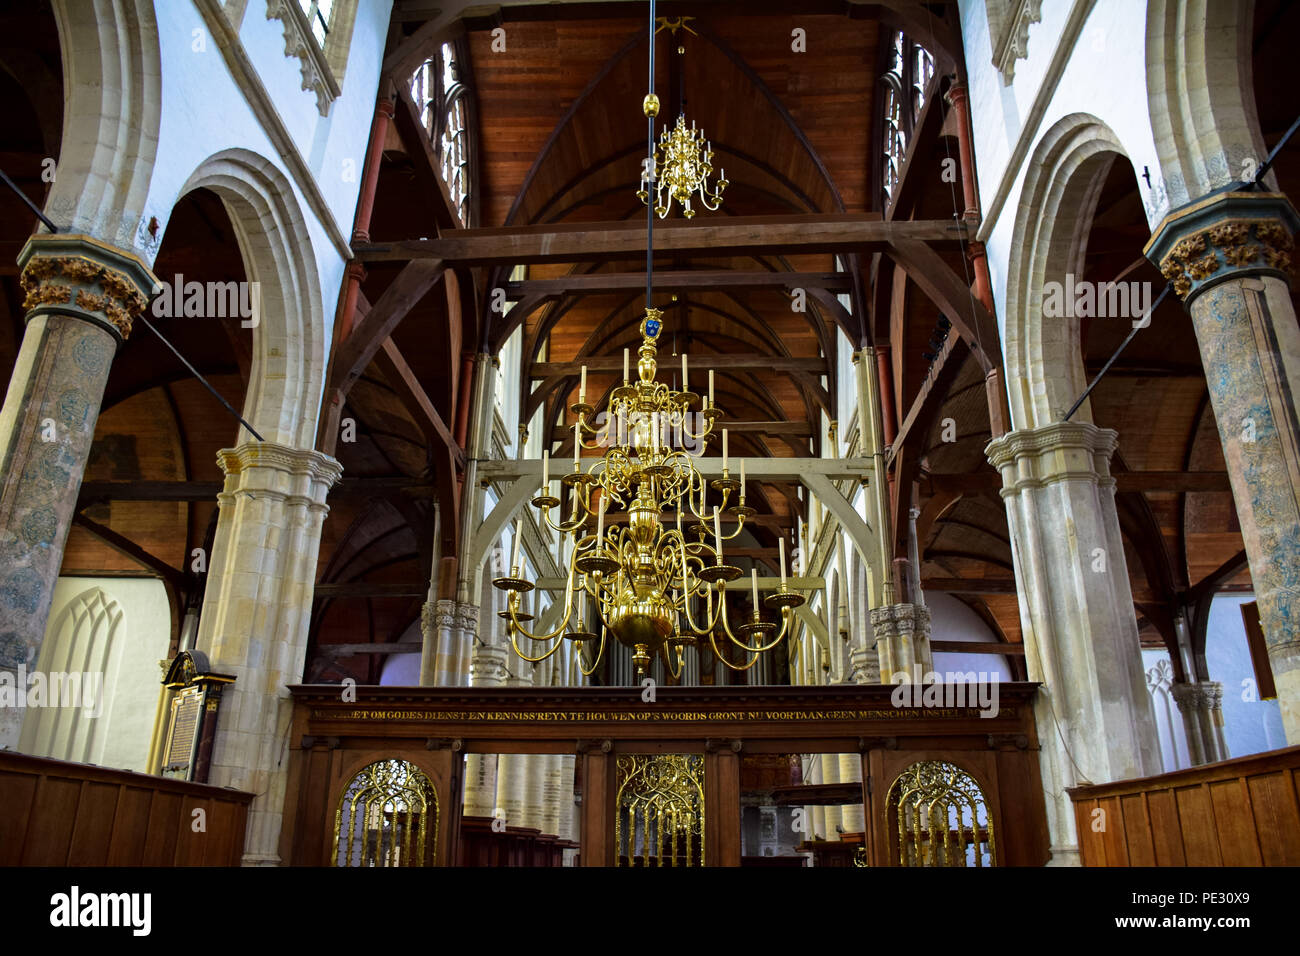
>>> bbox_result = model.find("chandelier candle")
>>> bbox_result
[579,365,587,404]
[681,353,688,392]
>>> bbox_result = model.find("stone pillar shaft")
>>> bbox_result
[1147,192,1300,741]
[0,235,153,749]
[986,421,1161,864]
[196,440,341,865]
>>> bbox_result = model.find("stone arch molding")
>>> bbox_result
[1003,113,1133,432]
[19,586,121,764]
[174,149,326,449]
[1145,0,1274,215]
[46,0,162,258]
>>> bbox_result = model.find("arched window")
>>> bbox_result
[411,41,477,226]
[878,31,936,212]
[333,759,439,867]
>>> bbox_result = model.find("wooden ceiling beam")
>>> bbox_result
[531,355,826,376]
[505,270,851,297]
[355,216,969,265]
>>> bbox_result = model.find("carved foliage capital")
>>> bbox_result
[1146,192,1299,301]
[17,235,156,340]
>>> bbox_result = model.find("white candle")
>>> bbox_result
[681,353,688,392]
[573,422,580,468]
[722,429,728,472]
[623,348,630,382]
[542,450,549,488]
[713,507,722,556]
[512,518,522,570]
[779,538,787,586]
[740,459,746,500]
[579,365,587,403]
[708,369,715,406]
[596,495,604,546]
[751,568,759,607]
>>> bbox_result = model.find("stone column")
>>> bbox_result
[1146,191,1300,742]
[463,628,507,819]
[821,752,842,837]
[808,757,826,843]
[871,604,932,683]
[0,235,153,749]
[1171,680,1229,765]
[838,752,864,834]
[986,421,1161,865]
[195,440,342,865]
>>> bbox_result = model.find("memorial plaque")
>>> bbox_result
[158,650,235,782]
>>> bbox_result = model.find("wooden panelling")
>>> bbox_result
[1070,746,1300,866]
[0,752,252,866]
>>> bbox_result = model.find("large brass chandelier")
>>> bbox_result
[492,309,804,677]
[492,2,801,678]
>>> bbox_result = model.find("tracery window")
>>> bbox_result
[297,0,333,46]
[878,31,936,211]
[411,41,476,225]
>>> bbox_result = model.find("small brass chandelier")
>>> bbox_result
[638,113,727,219]
[636,15,727,218]
[492,1,801,678]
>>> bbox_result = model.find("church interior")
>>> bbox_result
[0,0,1298,872]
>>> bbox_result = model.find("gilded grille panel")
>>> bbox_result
[615,754,705,866]
[333,759,439,867]
[885,761,995,867]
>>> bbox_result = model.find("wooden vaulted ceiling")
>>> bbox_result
[467,7,887,537]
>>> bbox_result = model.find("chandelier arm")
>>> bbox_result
[708,628,763,672]
[576,627,607,677]
[508,624,567,663]
[661,642,685,680]
[722,607,793,654]
[503,561,577,646]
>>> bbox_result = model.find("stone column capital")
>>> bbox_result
[985,420,1119,491]
[216,440,344,507]
[870,603,931,638]
[1144,190,1299,302]
[17,233,156,343]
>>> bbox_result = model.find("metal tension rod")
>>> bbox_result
[0,169,265,442]
[1063,283,1173,423]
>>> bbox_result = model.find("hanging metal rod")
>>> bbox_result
[0,166,58,233]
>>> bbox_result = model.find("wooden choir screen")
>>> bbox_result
[282,683,1049,867]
